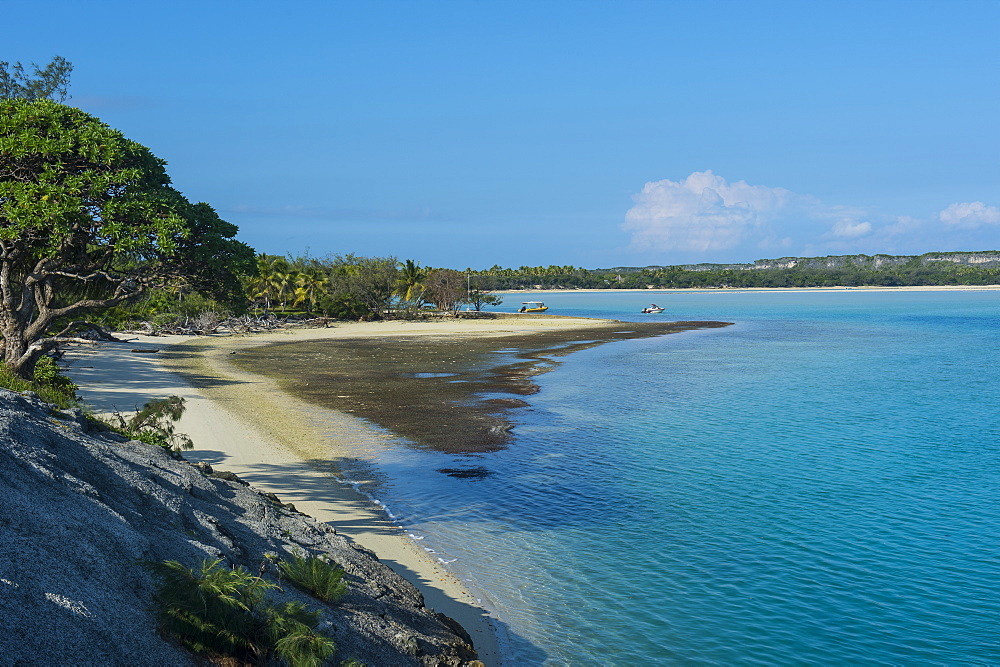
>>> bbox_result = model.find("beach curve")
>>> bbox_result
[62,315,729,664]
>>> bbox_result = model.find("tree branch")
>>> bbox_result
[49,319,123,342]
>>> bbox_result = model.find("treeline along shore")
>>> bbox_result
[469,251,1000,290]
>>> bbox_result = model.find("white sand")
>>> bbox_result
[62,316,623,665]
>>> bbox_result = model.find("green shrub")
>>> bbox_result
[278,552,348,603]
[32,355,76,391]
[0,363,32,394]
[95,289,239,330]
[147,558,336,666]
[110,396,193,458]
[0,355,79,409]
[148,558,268,658]
[267,601,336,667]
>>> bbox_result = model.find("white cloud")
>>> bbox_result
[623,172,1000,261]
[829,219,872,238]
[622,171,793,252]
[939,202,1000,229]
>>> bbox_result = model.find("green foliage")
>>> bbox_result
[111,396,193,458]
[0,363,33,394]
[166,202,256,312]
[423,268,466,311]
[148,558,270,658]
[467,289,503,311]
[95,289,233,330]
[0,98,252,379]
[0,56,72,101]
[247,253,400,321]
[32,355,77,392]
[32,355,79,406]
[278,552,348,603]
[329,255,399,320]
[317,291,368,320]
[147,558,336,666]
[396,259,426,302]
[463,253,1000,291]
[0,353,78,408]
[267,601,336,667]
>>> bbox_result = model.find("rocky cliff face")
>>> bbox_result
[678,251,1000,272]
[0,390,480,665]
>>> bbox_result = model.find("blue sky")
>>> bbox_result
[5,0,999,268]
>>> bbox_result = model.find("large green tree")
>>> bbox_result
[328,254,398,320]
[0,99,246,378]
[423,268,466,312]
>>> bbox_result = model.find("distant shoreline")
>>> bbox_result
[500,284,1000,295]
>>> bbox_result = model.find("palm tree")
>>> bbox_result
[396,259,426,304]
[249,255,277,313]
[249,256,298,314]
[293,270,325,315]
[272,270,297,311]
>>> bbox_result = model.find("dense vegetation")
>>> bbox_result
[101,253,504,328]
[0,97,253,379]
[113,250,1000,332]
[465,252,1000,290]
[147,558,339,666]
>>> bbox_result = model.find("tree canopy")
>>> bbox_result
[423,268,466,312]
[0,98,251,377]
[0,56,73,102]
[163,201,255,310]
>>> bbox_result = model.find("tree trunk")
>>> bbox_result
[2,326,37,380]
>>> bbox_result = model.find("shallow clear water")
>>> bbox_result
[336,290,1000,664]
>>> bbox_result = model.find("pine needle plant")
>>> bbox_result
[266,601,336,666]
[148,558,270,659]
[147,558,336,665]
[278,551,348,604]
[110,395,194,458]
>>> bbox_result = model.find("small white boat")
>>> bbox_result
[641,304,664,314]
[519,301,549,313]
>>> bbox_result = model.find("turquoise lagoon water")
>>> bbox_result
[337,290,1000,665]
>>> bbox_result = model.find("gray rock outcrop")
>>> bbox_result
[0,389,480,665]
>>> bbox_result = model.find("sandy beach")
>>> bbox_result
[62,314,720,665]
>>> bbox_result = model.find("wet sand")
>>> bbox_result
[231,317,730,453]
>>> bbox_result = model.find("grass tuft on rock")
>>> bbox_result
[147,558,336,666]
[279,551,348,603]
